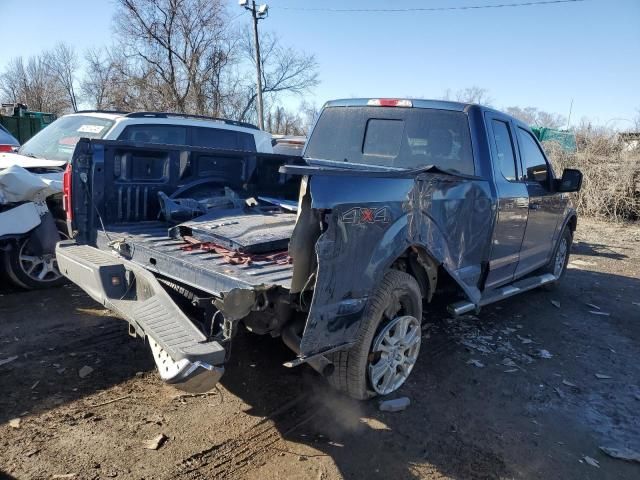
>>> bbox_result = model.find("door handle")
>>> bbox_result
[529,202,540,210]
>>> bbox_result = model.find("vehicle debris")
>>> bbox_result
[583,456,600,468]
[600,446,640,463]
[78,365,94,378]
[467,359,485,368]
[502,358,517,367]
[379,397,411,412]
[550,300,561,309]
[143,433,168,450]
[517,335,533,344]
[0,355,18,367]
[594,373,612,379]
[9,418,21,429]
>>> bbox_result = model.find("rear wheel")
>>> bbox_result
[4,222,70,290]
[327,270,423,400]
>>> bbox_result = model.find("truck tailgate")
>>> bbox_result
[56,240,225,393]
[95,222,294,296]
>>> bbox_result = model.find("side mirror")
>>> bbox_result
[557,168,582,193]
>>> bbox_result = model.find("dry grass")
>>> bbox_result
[544,133,640,222]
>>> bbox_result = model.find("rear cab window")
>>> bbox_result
[305,106,474,175]
[491,120,518,181]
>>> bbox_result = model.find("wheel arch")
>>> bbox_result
[390,246,439,302]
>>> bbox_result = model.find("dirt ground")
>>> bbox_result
[1,218,639,480]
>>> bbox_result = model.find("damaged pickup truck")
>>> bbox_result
[57,99,583,399]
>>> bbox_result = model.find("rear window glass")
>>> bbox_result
[192,127,256,151]
[363,119,404,158]
[119,125,187,145]
[305,106,474,174]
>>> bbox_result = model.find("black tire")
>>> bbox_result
[4,222,70,290]
[540,226,573,290]
[326,270,423,400]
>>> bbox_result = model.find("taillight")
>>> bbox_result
[62,163,73,220]
[0,144,15,152]
[367,98,413,108]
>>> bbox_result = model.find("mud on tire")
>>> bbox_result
[326,270,423,400]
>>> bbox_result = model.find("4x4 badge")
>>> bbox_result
[341,207,391,225]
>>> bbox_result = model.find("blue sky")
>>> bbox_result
[0,0,638,128]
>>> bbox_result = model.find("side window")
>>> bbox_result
[491,120,517,181]
[119,125,187,145]
[192,127,256,152]
[517,128,549,184]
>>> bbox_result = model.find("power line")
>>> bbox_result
[277,0,586,13]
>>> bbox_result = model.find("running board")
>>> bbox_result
[447,273,557,317]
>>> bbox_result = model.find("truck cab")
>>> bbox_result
[56,98,582,399]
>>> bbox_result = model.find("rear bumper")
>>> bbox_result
[56,241,225,393]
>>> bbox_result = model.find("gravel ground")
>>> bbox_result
[0,218,639,480]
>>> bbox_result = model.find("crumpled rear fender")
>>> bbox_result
[299,173,495,357]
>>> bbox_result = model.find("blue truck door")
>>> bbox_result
[514,127,562,277]
[484,114,529,289]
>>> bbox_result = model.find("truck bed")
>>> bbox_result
[95,221,294,295]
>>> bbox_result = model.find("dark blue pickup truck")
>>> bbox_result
[56,99,582,399]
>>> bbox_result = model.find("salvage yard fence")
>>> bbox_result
[545,133,640,222]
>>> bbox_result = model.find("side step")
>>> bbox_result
[56,241,225,393]
[448,273,557,317]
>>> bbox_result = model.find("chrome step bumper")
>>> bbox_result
[56,241,225,393]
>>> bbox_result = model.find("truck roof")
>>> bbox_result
[324,98,470,112]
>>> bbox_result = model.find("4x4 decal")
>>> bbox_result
[341,206,391,225]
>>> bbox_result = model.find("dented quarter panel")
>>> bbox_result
[300,172,495,356]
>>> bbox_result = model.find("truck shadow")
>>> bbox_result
[573,239,628,260]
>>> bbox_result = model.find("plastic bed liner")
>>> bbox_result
[95,221,295,296]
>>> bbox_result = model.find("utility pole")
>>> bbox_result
[240,0,268,130]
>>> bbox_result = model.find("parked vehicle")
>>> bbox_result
[0,124,20,152]
[272,135,306,156]
[1,110,270,289]
[0,159,67,289]
[57,98,582,399]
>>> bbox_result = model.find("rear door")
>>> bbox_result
[514,127,562,277]
[485,113,529,288]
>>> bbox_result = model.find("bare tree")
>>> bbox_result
[44,43,79,112]
[236,29,319,122]
[453,86,493,106]
[0,55,69,115]
[505,106,566,129]
[113,0,233,114]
